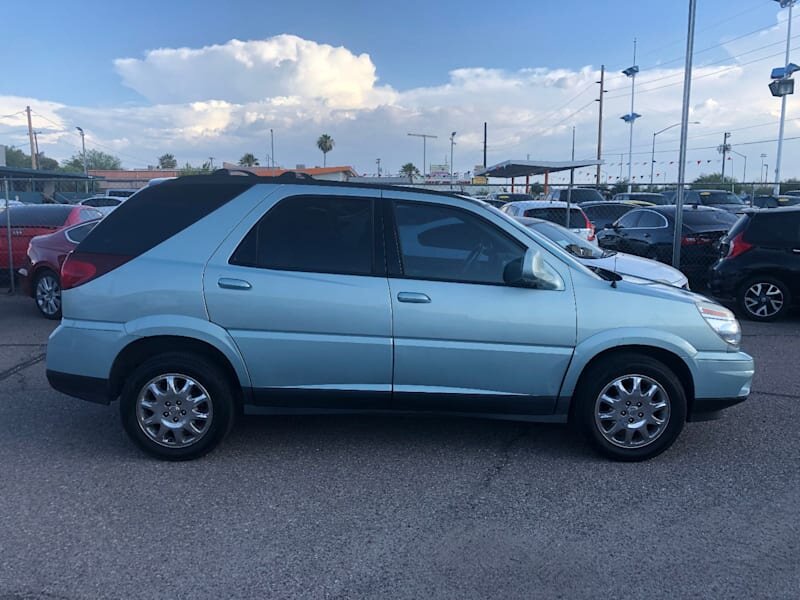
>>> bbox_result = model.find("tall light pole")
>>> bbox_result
[621,39,641,193]
[730,149,747,186]
[376,158,381,177]
[672,0,697,270]
[772,0,797,194]
[407,132,437,178]
[75,127,87,175]
[270,129,275,170]
[651,121,699,185]
[449,131,457,184]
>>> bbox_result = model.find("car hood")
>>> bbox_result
[581,252,688,287]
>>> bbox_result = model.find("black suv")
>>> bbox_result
[709,207,800,321]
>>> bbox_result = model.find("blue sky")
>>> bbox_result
[2,0,798,181]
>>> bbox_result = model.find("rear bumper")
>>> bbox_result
[46,369,110,404]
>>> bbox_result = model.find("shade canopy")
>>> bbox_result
[476,159,603,179]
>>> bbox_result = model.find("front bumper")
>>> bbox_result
[689,350,754,421]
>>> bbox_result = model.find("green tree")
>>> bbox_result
[158,153,177,169]
[399,162,420,181]
[4,146,62,171]
[61,149,122,171]
[690,173,746,193]
[178,161,212,176]
[238,153,259,167]
[780,177,800,193]
[316,134,334,167]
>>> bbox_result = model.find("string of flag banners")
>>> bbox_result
[541,156,743,183]
[605,157,733,167]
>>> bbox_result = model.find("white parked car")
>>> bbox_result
[517,216,689,289]
[78,195,125,215]
[500,200,596,245]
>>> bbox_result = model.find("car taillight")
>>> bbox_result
[726,231,753,259]
[61,252,131,290]
[583,212,596,241]
[681,235,700,246]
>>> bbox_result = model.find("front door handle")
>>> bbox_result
[218,277,252,290]
[792,248,800,254]
[397,292,431,304]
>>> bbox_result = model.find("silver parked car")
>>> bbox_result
[516,217,689,289]
[46,173,754,461]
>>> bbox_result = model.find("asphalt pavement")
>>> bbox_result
[0,292,798,599]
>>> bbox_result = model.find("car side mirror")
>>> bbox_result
[504,249,564,290]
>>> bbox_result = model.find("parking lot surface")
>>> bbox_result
[0,292,798,599]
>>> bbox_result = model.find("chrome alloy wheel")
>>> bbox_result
[594,375,670,449]
[744,282,784,318]
[35,273,61,316]
[136,374,213,448]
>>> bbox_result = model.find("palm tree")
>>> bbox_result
[238,153,259,167]
[157,153,177,169]
[399,162,420,182]
[316,134,334,167]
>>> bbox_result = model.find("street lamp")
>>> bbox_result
[771,0,798,194]
[651,121,699,185]
[449,131,457,185]
[621,39,640,193]
[730,149,747,186]
[75,126,87,175]
[408,133,437,178]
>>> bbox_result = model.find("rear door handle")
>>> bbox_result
[792,248,800,254]
[218,277,252,290]
[397,292,431,304]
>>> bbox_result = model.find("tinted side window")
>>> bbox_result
[745,212,800,246]
[637,211,667,228]
[231,195,374,275]
[393,202,524,285]
[80,178,253,256]
[66,222,98,244]
[617,211,641,228]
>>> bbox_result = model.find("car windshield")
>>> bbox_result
[698,191,744,205]
[493,193,532,202]
[523,207,587,229]
[528,221,608,259]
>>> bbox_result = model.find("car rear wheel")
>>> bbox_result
[573,353,686,461]
[34,269,61,319]
[738,277,790,322]
[120,353,235,460]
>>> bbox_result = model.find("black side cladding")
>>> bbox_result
[78,177,256,257]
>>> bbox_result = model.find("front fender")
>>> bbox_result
[123,314,252,388]
[555,328,698,415]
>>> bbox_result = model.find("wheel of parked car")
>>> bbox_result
[119,353,235,460]
[737,276,791,322]
[34,269,62,320]
[572,352,686,461]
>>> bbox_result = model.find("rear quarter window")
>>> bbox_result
[78,178,254,256]
[744,212,800,245]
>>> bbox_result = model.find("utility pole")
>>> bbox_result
[209,157,215,170]
[719,131,731,182]
[33,131,40,168]
[407,132,437,178]
[25,106,37,169]
[595,65,606,186]
[375,158,381,177]
[483,122,487,168]
[760,153,768,183]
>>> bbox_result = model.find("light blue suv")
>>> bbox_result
[46,173,754,461]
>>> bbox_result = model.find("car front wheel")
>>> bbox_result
[573,353,687,461]
[120,353,235,460]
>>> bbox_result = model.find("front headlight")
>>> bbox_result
[697,301,741,347]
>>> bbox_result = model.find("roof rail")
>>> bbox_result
[276,171,315,181]
[210,168,259,177]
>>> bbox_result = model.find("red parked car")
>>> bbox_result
[18,218,101,319]
[1,204,102,272]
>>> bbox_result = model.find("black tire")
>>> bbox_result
[572,352,687,462]
[120,352,235,460]
[33,269,62,320]
[737,276,791,322]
